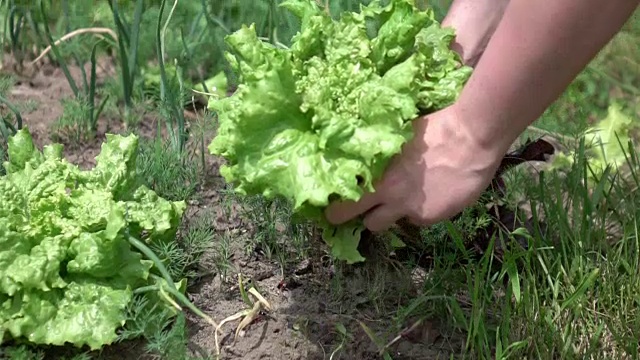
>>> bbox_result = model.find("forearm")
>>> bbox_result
[442,0,511,67]
[456,0,640,156]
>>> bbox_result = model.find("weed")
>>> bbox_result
[0,74,13,95]
[0,345,45,360]
[213,280,273,357]
[151,211,215,281]
[241,195,282,259]
[108,0,144,112]
[0,144,5,176]
[135,136,199,202]
[144,314,198,359]
[212,232,233,286]
[235,191,316,271]
[117,294,176,344]
[155,0,188,153]
[37,1,110,142]
[118,295,215,360]
[50,95,92,144]
[188,109,217,175]
[0,75,22,142]
[328,323,351,360]
[0,79,21,179]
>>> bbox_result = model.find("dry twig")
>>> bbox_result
[29,27,118,65]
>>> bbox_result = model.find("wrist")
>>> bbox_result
[420,105,504,177]
[450,99,521,166]
[451,104,508,170]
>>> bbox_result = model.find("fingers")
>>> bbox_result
[363,204,402,232]
[325,191,380,225]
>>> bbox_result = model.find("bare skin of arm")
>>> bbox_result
[457,0,640,159]
[441,0,511,67]
[325,0,640,231]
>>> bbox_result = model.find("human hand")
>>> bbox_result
[324,105,503,232]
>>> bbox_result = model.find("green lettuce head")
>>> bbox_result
[0,128,186,349]
[209,0,472,263]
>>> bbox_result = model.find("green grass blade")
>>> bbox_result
[187,10,204,39]
[25,11,48,60]
[559,268,600,312]
[110,0,132,108]
[0,94,22,130]
[8,7,23,51]
[506,261,521,304]
[156,0,188,152]
[39,0,79,97]
[155,0,176,148]
[88,40,100,130]
[60,0,90,95]
[156,0,169,102]
[74,51,89,94]
[0,117,14,140]
[1,1,9,49]
[179,29,206,92]
[200,0,231,34]
[94,95,110,124]
[108,0,130,46]
[127,0,144,101]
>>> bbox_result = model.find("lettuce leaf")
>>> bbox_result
[549,103,639,190]
[208,0,472,263]
[583,103,637,179]
[0,128,186,349]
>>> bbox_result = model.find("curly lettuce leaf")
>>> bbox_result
[2,126,42,174]
[1,283,132,350]
[209,0,471,263]
[0,128,186,349]
[584,103,637,178]
[368,0,436,73]
[88,133,140,200]
[549,103,640,189]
